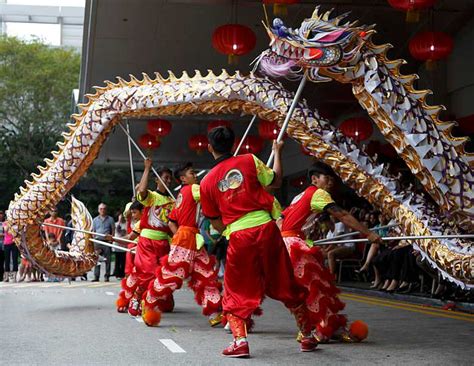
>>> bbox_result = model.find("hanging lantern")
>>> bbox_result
[300,145,312,156]
[339,117,373,143]
[263,0,299,17]
[290,175,306,188]
[409,31,453,70]
[147,119,172,139]
[212,24,257,65]
[234,135,264,155]
[139,133,160,151]
[387,0,436,23]
[188,134,208,154]
[207,120,231,133]
[258,119,287,140]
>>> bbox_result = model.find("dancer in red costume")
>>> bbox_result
[279,162,381,343]
[116,201,143,313]
[200,126,318,358]
[141,162,223,327]
[118,160,175,317]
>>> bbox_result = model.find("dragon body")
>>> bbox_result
[6,5,473,287]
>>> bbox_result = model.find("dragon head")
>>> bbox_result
[256,6,373,82]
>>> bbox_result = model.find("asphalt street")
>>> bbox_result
[1,280,473,366]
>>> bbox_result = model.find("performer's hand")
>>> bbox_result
[272,140,284,154]
[144,158,153,170]
[367,232,382,244]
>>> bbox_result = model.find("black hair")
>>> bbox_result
[307,161,337,180]
[174,162,193,181]
[208,126,235,154]
[156,166,172,177]
[318,212,331,222]
[130,201,144,211]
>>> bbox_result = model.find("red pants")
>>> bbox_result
[134,236,170,289]
[125,243,136,276]
[223,221,305,319]
[282,235,347,337]
[144,226,222,316]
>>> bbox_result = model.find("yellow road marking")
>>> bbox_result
[341,294,474,323]
[341,292,474,318]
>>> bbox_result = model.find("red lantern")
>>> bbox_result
[290,175,306,188]
[212,24,257,65]
[234,135,264,155]
[207,120,231,133]
[258,120,287,140]
[263,0,299,17]
[188,134,208,154]
[147,119,172,138]
[409,31,453,69]
[388,0,436,22]
[339,117,373,143]
[139,133,160,150]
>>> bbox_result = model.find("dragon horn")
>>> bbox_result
[322,8,334,22]
[311,5,321,20]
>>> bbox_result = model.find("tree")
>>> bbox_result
[0,36,80,209]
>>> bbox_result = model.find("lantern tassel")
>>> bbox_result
[425,59,437,71]
[406,9,420,23]
[228,54,239,65]
[273,4,288,17]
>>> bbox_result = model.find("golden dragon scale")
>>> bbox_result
[5,69,473,287]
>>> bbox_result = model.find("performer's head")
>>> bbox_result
[129,201,143,221]
[308,162,337,191]
[208,126,235,159]
[174,162,197,185]
[155,167,173,193]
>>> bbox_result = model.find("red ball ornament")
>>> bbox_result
[349,320,369,342]
[212,24,257,65]
[409,31,453,69]
[339,117,373,143]
[188,134,208,154]
[234,135,264,155]
[388,0,436,22]
[207,120,231,133]
[138,133,160,150]
[147,119,172,138]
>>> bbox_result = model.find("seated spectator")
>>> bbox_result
[321,217,356,276]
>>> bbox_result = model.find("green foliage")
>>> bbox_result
[0,36,80,209]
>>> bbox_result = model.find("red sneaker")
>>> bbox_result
[128,298,141,317]
[222,340,250,358]
[300,336,318,352]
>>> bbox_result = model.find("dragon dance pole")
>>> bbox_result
[314,233,474,246]
[117,122,176,200]
[234,115,258,156]
[90,238,134,253]
[41,222,137,245]
[313,223,400,244]
[126,121,136,196]
[266,73,308,167]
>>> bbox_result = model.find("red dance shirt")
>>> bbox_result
[137,190,174,235]
[169,184,200,228]
[200,154,276,226]
[281,185,335,232]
